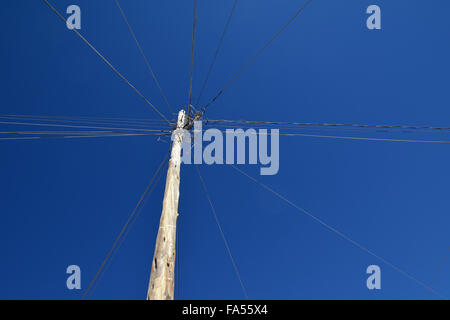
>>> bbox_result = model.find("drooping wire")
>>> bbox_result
[42,0,171,125]
[201,0,313,114]
[230,164,447,299]
[82,148,171,299]
[115,0,173,115]
[196,0,238,106]
[187,0,198,117]
[195,165,249,299]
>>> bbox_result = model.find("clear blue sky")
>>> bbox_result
[0,0,449,299]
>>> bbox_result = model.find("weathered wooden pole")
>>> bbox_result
[147,109,186,300]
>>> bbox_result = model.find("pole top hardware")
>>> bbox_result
[184,105,202,130]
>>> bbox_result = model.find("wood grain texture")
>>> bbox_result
[147,110,185,300]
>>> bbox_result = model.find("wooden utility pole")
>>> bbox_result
[147,109,186,300]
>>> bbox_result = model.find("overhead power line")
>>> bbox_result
[201,0,313,114]
[195,165,249,299]
[62,132,167,139]
[196,0,238,106]
[217,130,450,144]
[230,165,447,299]
[0,115,174,131]
[202,119,450,143]
[187,0,198,117]
[82,148,171,300]
[0,120,170,133]
[206,119,450,131]
[0,130,168,136]
[0,116,173,130]
[86,159,169,299]
[428,247,450,289]
[42,0,171,125]
[274,133,450,144]
[0,132,166,142]
[0,114,171,124]
[115,0,173,114]
[202,127,450,144]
